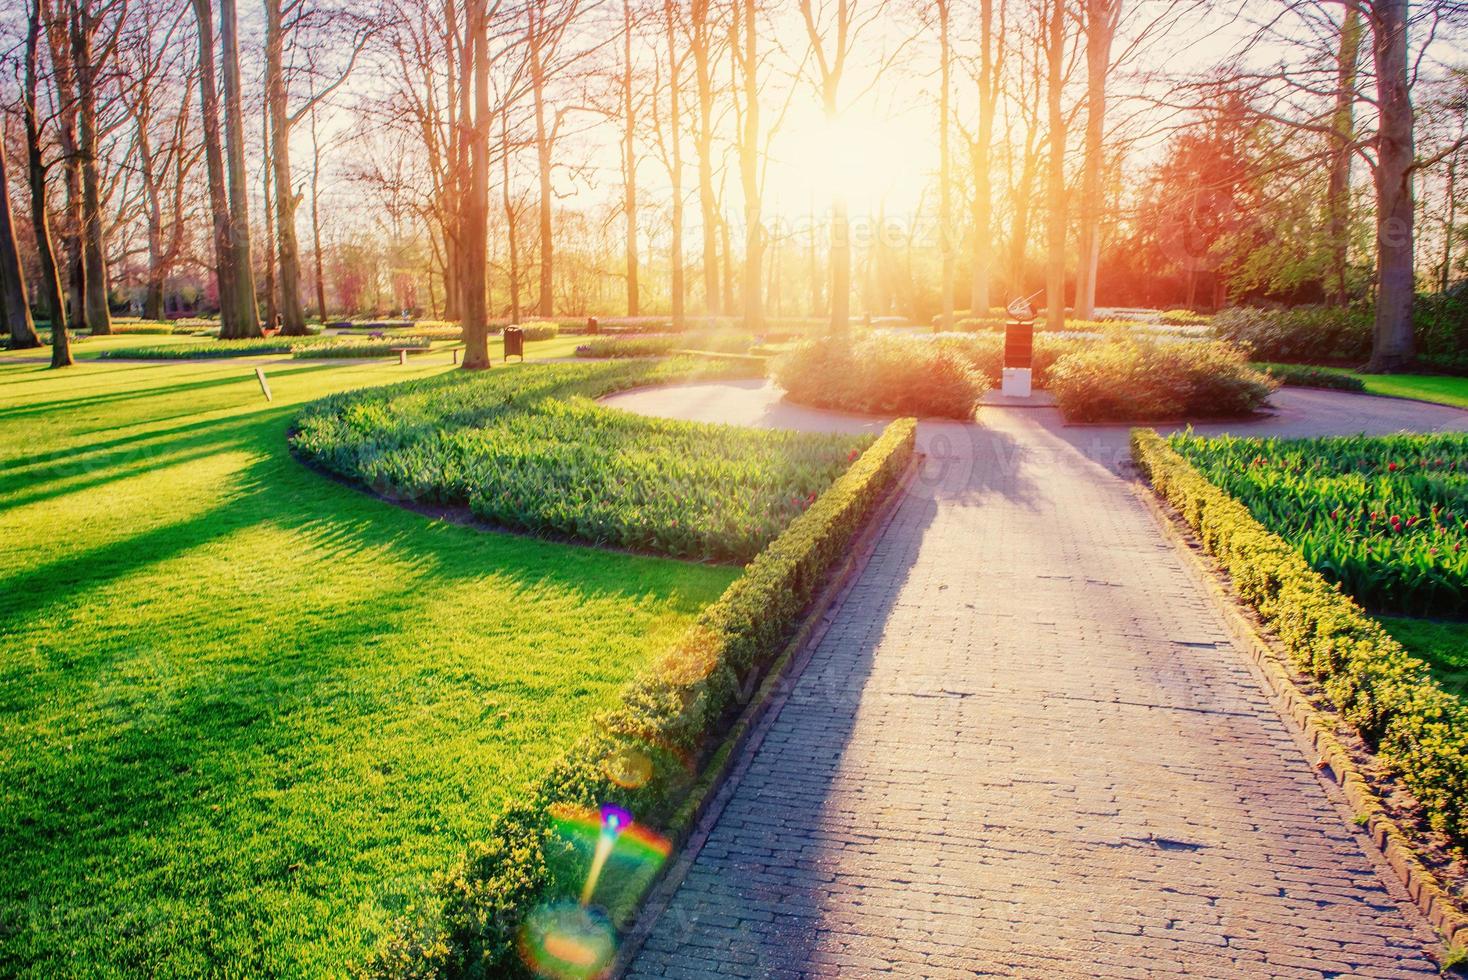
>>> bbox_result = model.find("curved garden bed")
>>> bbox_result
[290,358,870,562]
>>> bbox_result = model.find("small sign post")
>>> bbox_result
[1002,290,1042,398]
[254,367,273,402]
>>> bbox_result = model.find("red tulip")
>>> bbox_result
[1388,462,1399,472]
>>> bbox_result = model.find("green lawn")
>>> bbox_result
[1380,617,1468,699]
[1257,362,1468,409]
[0,357,736,976]
[1,331,587,363]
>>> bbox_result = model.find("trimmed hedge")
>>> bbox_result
[367,417,917,977]
[1261,363,1367,392]
[1133,429,1468,844]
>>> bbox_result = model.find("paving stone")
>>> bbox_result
[608,390,1454,979]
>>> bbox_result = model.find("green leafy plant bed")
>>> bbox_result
[291,337,438,358]
[291,359,865,562]
[1171,431,1468,616]
[776,334,991,418]
[1133,429,1468,845]
[97,335,433,360]
[576,330,753,360]
[368,416,916,977]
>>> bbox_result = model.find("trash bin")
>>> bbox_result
[586,316,599,335]
[504,325,525,361]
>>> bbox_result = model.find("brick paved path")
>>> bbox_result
[608,387,1456,979]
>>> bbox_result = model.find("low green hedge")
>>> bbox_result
[367,417,916,977]
[1260,363,1367,392]
[291,337,436,358]
[1132,429,1468,844]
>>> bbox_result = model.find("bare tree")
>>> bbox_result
[22,0,72,365]
[219,0,260,336]
[734,0,762,331]
[1043,0,1069,330]
[265,0,370,334]
[1072,0,1119,319]
[798,0,889,333]
[1325,3,1361,307]
[0,146,39,349]
[965,0,1004,314]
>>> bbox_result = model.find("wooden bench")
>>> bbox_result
[390,345,433,365]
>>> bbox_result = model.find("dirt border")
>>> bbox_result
[609,454,922,977]
[1132,480,1468,962]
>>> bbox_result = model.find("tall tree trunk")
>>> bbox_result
[309,102,328,321]
[266,0,309,335]
[219,0,260,337]
[1443,154,1458,294]
[48,13,86,333]
[190,0,238,333]
[25,0,70,364]
[1326,5,1361,308]
[501,106,522,324]
[1075,0,1117,320]
[692,0,718,315]
[261,102,278,330]
[137,117,167,321]
[937,0,953,330]
[71,0,111,334]
[530,11,555,317]
[0,148,40,349]
[1044,0,1067,332]
[738,0,762,332]
[970,0,998,314]
[621,0,639,317]
[1366,0,1414,372]
[461,0,491,368]
[665,0,685,330]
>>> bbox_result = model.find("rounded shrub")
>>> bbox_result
[775,334,989,419]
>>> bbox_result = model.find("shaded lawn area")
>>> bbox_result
[1379,616,1468,700]
[0,331,587,363]
[0,358,736,976]
[1256,362,1468,410]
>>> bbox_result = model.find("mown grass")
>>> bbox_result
[1254,362,1468,410]
[1379,616,1468,698]
[0,357,738,976]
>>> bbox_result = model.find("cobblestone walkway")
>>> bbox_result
[611,387,1454,978]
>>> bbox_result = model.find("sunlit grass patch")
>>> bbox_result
[0,357,736,976]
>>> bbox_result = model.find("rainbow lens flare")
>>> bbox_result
[518,901,617,980]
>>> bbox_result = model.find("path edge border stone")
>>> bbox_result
[609,453,924,977]
[1133,479,1468,962]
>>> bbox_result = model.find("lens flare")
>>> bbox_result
[601,746,653,789]
[518,901,617,980]
[547,802,673,907]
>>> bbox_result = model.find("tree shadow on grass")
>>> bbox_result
[0,362,339,422]
[1,382,737,975]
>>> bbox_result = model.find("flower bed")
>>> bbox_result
[1169,431,1468,616]
[1133,429,1468,844]
[576,330,753,359]
[290,358,864,562]
[367,416,915,977]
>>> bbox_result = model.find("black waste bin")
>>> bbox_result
[504,325,525,361]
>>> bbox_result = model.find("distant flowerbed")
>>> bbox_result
[290,358,866,562]
[1173,431,1468,615]
[576,329,754,359]
[97,335,434,360]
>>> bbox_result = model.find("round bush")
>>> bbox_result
[775,335,989,419]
